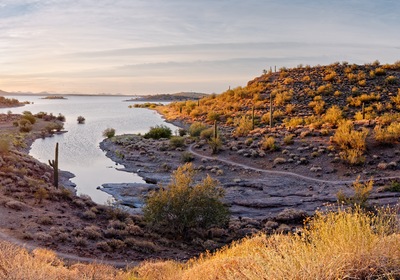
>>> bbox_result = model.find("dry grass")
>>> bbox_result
[374,122,400,144]
[136,208,400,280]
[332,121,368,164]
[0,241,135,280]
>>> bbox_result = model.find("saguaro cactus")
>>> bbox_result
[362,102,365,119]
[252,105,255,130]
[48,142,59,188]
[214,120,218,140]
[270,95,273,128]
[210,120,221,154]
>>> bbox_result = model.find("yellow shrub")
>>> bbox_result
[260,136,278,151]
[323,72,337,82]
[136,208,400,280]
[283,117,304,128]
[333,121,368,165]
[233,116,253,136]
[374,122,400,144]
[302,75,311,83]
[285,103,296,114]
[323,105,342,126]
[391,91,400,109]
[317,83,333,95]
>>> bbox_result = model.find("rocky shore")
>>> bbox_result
[99,127,400,223]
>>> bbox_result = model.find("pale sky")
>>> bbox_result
[0,0,399,95]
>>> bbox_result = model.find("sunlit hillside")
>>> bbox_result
[161,61,400,127]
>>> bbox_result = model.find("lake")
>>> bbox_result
[0,95,177,204]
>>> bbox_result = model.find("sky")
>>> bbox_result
[0,0,399,95]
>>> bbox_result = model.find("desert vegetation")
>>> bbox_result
[103,127,116,138]
[154,61,400,185]
[137,207,400,279]
[144,163,229,236]
[77,116,85,124]
[0,205,398,279]
[0,96,24,108]
[1,61,400,279]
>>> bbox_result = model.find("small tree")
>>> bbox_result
[103,128,116,138]
[188,122,207,137]
[144,163,229,236]
[77,116,85,124]
[144,125,172,139]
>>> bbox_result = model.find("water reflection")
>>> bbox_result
[0,95,177,204]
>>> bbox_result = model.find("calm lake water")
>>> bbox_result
[0,95,177,204]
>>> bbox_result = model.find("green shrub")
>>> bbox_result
[209,137,222,154]
[45,122,64,133]
[144,125,172,139]
[21,113,36,125]
[384,180,400,192]
[56,114,66,122]
[0,136,10,154]
[200,128,214,139]
[144,163,229,236]
[18,119,32,132]
[170,136,185,148]
[181,151,194,163]
[178,128,187,136]
[189,122,207,137]
[77,116,85,124]
[103,128,116,138]
[207,111,220,122]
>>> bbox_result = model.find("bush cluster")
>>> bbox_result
[333,121,368,165]
[143,163,229,236]
[144,125,172,139]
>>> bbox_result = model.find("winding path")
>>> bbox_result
[188,144,400,185]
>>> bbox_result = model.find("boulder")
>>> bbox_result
[274,157,286,165]
[275,208,308,223]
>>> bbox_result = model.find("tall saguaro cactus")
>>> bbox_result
[270,95,274,128]
[48,142,59,188]
[214,120,218,140]
[362,102,365,119]
[252,105,255,130]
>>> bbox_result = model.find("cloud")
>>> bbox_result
[0,0,399,94]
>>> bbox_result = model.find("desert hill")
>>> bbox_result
[161,61,400,126]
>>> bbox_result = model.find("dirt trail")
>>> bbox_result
[188,144,400,185]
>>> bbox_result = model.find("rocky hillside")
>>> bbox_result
[154,61,400,213]
[161,61,400,126]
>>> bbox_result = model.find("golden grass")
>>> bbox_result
[333,121,368,164]
[136,208,400,280]
[0,208,398,280]
[0,241,134,280]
